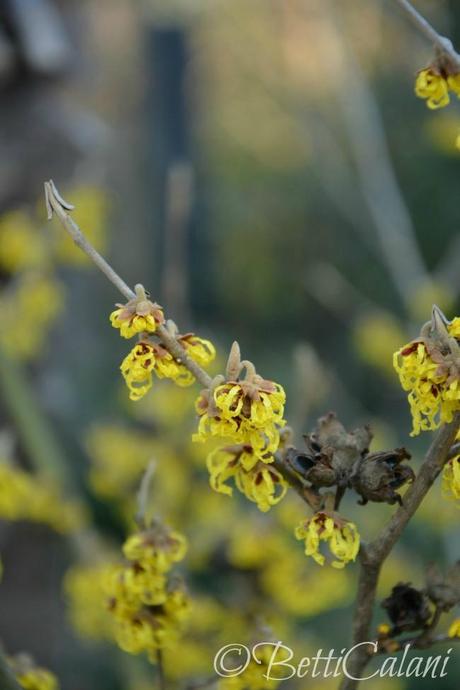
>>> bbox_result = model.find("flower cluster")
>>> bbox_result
[393,307,460,435]
[194,343,287,511]
[0,462,87,533]
[8,655,59,690]
[295,511,360,569]
[111,285,215,400]
[415,66,460,109]
[110,288,164,339]
[104,521,190,660]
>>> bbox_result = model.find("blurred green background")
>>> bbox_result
[0,1,459,689]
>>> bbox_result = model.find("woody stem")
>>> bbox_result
[340,412,460,689]
[44,181,212,389]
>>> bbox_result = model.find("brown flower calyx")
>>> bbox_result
[116,283,164,325]
[223,341,279,395]
[381,583,432,634]
[410,305,460,384]
[285,412,372,487]
[350,447,414,506]
[284,413,413,506]
[425,561,460,612]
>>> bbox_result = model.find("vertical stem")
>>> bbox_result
[157,649,166,690]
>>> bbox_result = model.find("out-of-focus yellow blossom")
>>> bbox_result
[64,563,116,640]
[207,445,287,511]
[219,642,287,690]
[0,274,64,360]
[377,623,392,636]
[106,524,189,660]
[442,456,460,501]
[424,111,460,155]
[0,211,46,273]
[295,511,360,568]
[0,462,87,533]
[194,376,285,453]
[123,524,187,573]
[353,312,406,375]
[409,281,454,322]
[9,656,59,690]
[261,548,352,616]
[448,618,460,637]
[86,425,158,498]
[109,579,190,657]
[127,380,196,428]
[53,186,108,265]
[415,68,450,109]
[393,315,460,435]
[227,525,286,570]
[110,286,164,339]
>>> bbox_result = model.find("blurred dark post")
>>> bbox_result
[145,27,193,327]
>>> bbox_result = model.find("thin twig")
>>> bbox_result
[340,411,460,689]
[44,181,319,508]
[135,460,156,528]
[395,0,460,70]
[326,1,427,307]
[156,649,166,690]
[44,180,212,389]
[273,457,321,511]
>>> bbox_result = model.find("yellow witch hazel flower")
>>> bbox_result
[448,618,460,638]
[121,341,157,400]
[110,284,164,339]
[194,342,285,451]
[393,306,460,435]
[9,655,59,690]
[105,520,190,660]
[207,444,287,512]
[123,522,188,573]
[415,63,460,110]
[121,333,215,400]
[295,510,360,569]
[177,331,216,368]
[113,286,216,400]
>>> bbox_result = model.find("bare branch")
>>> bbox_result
[44,180,134,301]
[340,411,460,689]
[44,180,212,389]
[395,0,460,70]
